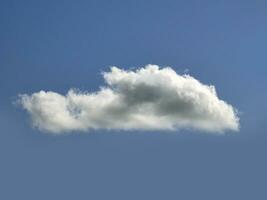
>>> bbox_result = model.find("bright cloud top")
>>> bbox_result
[18,65,239,134]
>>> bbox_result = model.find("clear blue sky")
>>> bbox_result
[0,0,267,199]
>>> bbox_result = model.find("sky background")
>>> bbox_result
[1,0,267,199]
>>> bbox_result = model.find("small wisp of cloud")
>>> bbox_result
[17,65,239,134]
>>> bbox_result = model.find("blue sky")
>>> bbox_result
[0,0,267,199]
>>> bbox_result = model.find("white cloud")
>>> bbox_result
[18,65,239,134]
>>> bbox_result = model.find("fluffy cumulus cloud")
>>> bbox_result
[18,65,239,134]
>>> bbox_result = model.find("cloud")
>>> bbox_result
[18,65,239,134]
